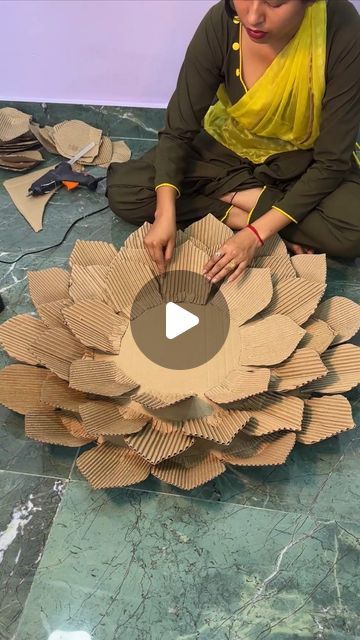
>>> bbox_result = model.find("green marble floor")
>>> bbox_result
[0,102,359,640]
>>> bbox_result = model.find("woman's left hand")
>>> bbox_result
[203,227,260,284]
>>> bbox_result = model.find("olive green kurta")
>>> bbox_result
[107,0,360,258]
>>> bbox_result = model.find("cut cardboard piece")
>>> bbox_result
[37,298,72,328]
[28,268,70,308]
[123,222,152,251]
[181,408,249,444]
[79,400,149,436]
[152,452,226,490]
[41,372,88,411]
[81,135,112,166]
[60,415,94,442]
[52,120,102,160]
[262,278,325,326]
[184,214,233,253]
[69,264,108,302]
[252,255,297,283]
[69,359,138,396]
[238,314,305,366]
[218,431,296,466]
[302,344,360,394]
[0,365,48,414]
[299,318,336,354]
[0,150,43,171]
[25,408,91,446]
[162,242,211,304]
[0,107,31,141]
[132,390,195,410]
[240,392,304,436]
[105,139,132,166]
[212,268,273,327]
[31,327,86,381]
[313,296,360,345]
[29,123,58,154]
[104,258,162,318]
[63,300,128,354]
[69,240,117,268]
[77,443,151,489]
[291,254,327,284]
[0,315,46,365]
[255,234,287,257]
[116,246,161,276]
[297,395,355,444]
[124,420,194,464]
[270,348,328,392]
[3,165,57,232]
[205,367,271,403]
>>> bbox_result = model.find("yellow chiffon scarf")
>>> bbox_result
[204,1,327,164]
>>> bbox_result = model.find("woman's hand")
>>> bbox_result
[144,208,177,274]
[203,227,260,284]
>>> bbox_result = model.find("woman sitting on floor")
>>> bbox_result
[106,0,360,284]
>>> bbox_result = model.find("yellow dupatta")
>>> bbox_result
[204,1,327,164]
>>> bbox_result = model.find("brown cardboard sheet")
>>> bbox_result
[238,314,305,366]
[184,214,233,253]
[218,431,296,466]
[124,420,194,464]
[297,395,355,444]
[77,443,151,489]
[124,222,152,250]
[81,135,112,166]
[69,359,138,396]
[25,408,91,446]
[0,107,31,141]
[270,348,328,392]
[60,415,94,442]
[69,240,117,268]
[255,234,287,257]
[0,364,48,414]
[291,254,327,284]
[313,296,360,345]
[3,165,57,232]
[205,367,271,403]
[37,298,72,328]
[31,327,86,381]
[0,315,46,365]
[29,123,58,154]
[105,258,162,317]
[106,139,132,165]
[41,372,88,411]
[63,300,128,353]
[299,318,336,354]
[302,344,360,394]
[252,255,296,282]
[240,392,304,436]
[69,264,108,302]
[52,120,102,160]
[28,268,70,308]
[212,268,273,326]
[181,408,249,444]
[262,278,326,326]
[79,400,149,436]
[152,452,226,490]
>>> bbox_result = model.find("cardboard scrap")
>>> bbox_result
[299,318,336,354]
[205,367,271,403]
[0,314,46,365]
[297,395,355,444]
[79,400,149,436]
[0,150,43,172]
[69,240,117,268]
[302,343,360,394]
[31,327,86,381]
[41,372,88,411]
[3,165,57,232]
[52,120,102,161]
[25,408,91,446]
[77,443,151,489]
[212,268,273,327]
[69,359,138,396]
[29,123,58,154]
[270,348,328,392]
[238,314,305,366]
[63,300,128,354]
[313,296,360,345]
[0,364,48,414]
[263,278,326,326]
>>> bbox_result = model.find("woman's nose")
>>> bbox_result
[246,0,266,28]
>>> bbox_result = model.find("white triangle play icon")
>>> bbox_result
[165,302,199,340]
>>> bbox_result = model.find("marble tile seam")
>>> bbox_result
[0,468,71,482]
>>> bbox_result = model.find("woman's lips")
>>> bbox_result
[245,27,268,40]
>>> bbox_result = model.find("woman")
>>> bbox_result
[107,0,360,284]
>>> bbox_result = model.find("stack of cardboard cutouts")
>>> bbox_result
[0,107,43,171]
[0,215,359,490]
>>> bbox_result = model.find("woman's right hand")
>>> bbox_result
[144,207,177,274]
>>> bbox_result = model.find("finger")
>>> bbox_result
[227,261,247,283]
[203,251,224,274]
[164,239,175,263]
[153,244,166,274]
[206,256,236,281]
[210,261,239,284]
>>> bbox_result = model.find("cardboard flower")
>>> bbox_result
[1,215,359,490]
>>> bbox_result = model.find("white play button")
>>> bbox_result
[165,302,199,340]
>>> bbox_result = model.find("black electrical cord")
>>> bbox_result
[0,205,110,265]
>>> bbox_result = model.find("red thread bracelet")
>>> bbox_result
[247,224,264,246]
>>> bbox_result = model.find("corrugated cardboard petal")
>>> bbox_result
[69,240,117,268]
[52,120,102,160]
[105,258,162,317]
[79,400,149,436]
[29,123,58,154]
[205,366,270,403]
[240,392,304,436]
[25,408,94,446]
[212,268,273,326]
[161,242,211,304]
[182,408,249,444]
[37,298,72,328]
[302,344,360,394]
[28,268,70,308]
[239,315,305,366]
[0,107,31,141]
[76,443,151,489]
[0,314,46,365]
[297,395,355,444]
[299,318,336,354]
[81,135,112,166]
[124,420,194,464]
[69,264,108,302]
[41,372,88,411]
[184,214,233,253]
[262,278,325,326]
[255,234,287,257]
[106,139,132,165]
[291,254,327,284]
[60,415,94,443]
[313,296,360,345]
[124,222,152,250]
[3,166,57,232]
[31,327,86,380]
[219,432,296,466]
[0,364,48,414]
[69,359,138,397]
[62,300,127,354]
[152,453,226,490]
[116,246,161,276]
[132,390,194,410]
[252,255,296,283]
[270,348,328,392]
